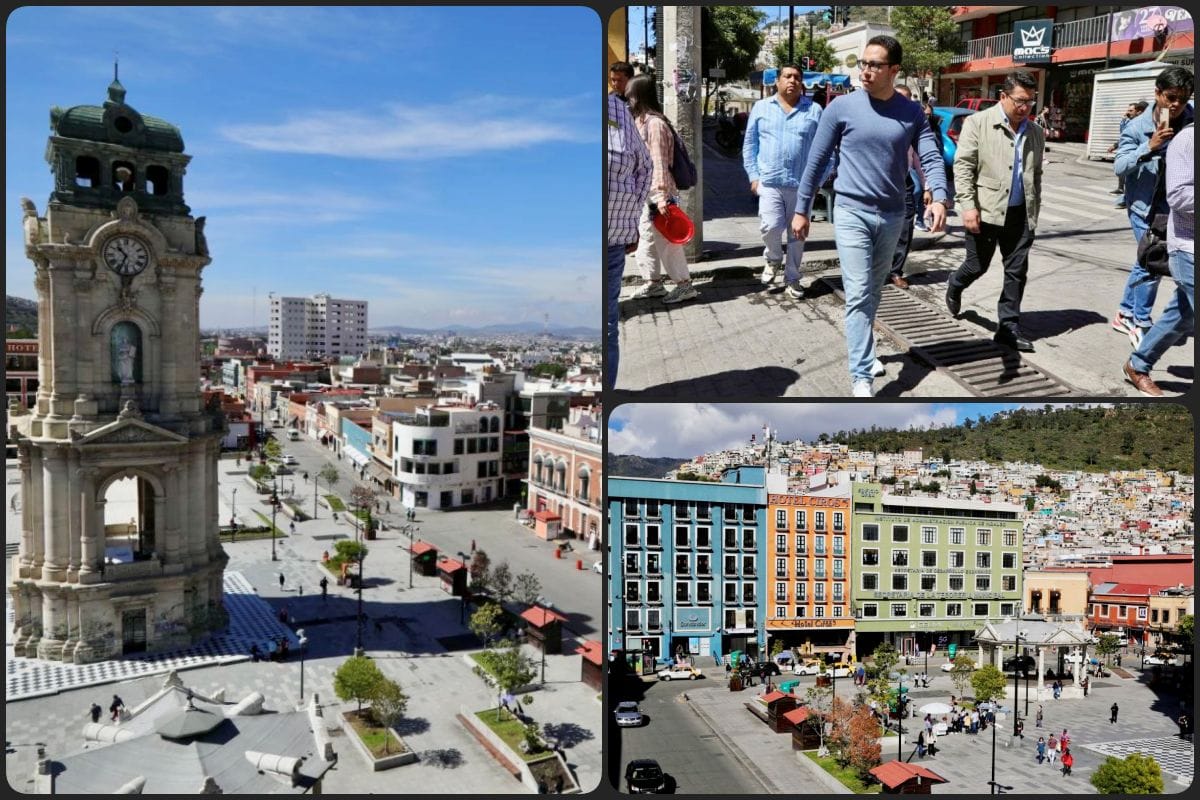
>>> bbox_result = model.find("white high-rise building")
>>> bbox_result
[268,293,368,360]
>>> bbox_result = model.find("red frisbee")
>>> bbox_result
[654,203,695,245]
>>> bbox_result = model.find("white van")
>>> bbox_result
[287,429,300,441]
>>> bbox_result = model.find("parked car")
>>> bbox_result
[743,660,781,678]
[929,106,977,169]
[626,759,667,794]
[1064,651,1085,664]
[793,659,824,676]
[1002,655,1037,676]
[614,701,645,727]
[957,97,999,111]
[281,454,298,465]
[657,665,700,681]
[940,659,981,672]
[1142,653,1179,667]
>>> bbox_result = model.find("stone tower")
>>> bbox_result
[9,76,228,663]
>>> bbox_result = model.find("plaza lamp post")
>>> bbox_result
[539,598,555,685]
[1012,631,1025,737]
[270,477,279,562]
[457,552,469,624]
[887,671,908,762]
[312,469,319,520]
[231,488,238,542]
[355,548,365,657]
[297,628,309,700]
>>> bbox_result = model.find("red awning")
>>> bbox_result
[520,605,568,628]
[574,640,603,666]
[438,557,466,573]
[869,761,948,789]
[782,707,815,725]
[409,540,436,556]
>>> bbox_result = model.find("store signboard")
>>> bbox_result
[1013,19,1054,63]
[1110,7,1192,42]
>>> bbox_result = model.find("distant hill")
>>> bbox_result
[839,403,1192,474]
[370,322,599,339]
[607,454,691,479]
[6,295,38,336]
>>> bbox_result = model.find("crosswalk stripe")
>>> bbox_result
[1038,210,1076,224]
[1051,185,1115,203]
[1042,197,1121,217]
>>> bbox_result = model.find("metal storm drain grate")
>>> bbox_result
[822,276,1076,397]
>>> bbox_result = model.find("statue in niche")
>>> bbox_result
[110,321,142,385]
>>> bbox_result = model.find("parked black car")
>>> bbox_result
[745,660,781,678]
[625,759,667,794]
[1003,655,1037,676]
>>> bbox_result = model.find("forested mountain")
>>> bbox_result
[607,454,690,479]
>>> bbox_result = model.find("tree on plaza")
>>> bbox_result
[1089,752,1164,794]
[805,676,836,755]
[772,28,838,73]
[841,704,883,779]
[491,561,514,605]
[949,653,976,699]
[318,462,340,497]
[970,664,1008,704]
[1176,614,1194,652]
[469,602,506,647]
[1096,633,1122,665]
[487,641,537,721]
[369,678,409,754]
[334,654,384,716]
[350,484,377,539]
[263,438,283,460]
[513,571,542,607]
[469,549,491,590]
[701,6,766,113]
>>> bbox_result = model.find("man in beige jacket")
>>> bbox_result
[945,71,1044,352]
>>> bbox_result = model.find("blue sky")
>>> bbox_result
[6,7,599,330]
[609,403,1072,457]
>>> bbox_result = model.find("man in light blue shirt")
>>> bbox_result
[743,64,825,298]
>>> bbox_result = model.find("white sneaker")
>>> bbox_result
[662,283,699,305]
[1129,325,1149,349]
[635,281,668,299]
[761,262,781,285]
[852,379,874,398]
[785,281,805,299]
[871,359,886,378]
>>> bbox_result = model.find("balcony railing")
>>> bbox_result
[952,15,1117,65]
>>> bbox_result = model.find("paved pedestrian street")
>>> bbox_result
[1083,736,1194,785]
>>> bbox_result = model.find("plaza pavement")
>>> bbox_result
[4,457,603,793]
[672,656,1191,794]
[615,135,1192,398]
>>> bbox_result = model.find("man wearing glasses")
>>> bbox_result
[944,71,1044,353]
[793,35,948,397]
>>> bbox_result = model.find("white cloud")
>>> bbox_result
[609,404,966,458]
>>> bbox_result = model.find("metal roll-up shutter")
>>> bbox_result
[1087,64,1167,160]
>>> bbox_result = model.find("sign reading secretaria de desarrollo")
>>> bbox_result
[1013,19,1054,63]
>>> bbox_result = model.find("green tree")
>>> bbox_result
[1090,752,1164,794]
[487,642,537,720]
[263,438,283,460]
[316,463,340,519]
[772,28,838,72]
[513,571,542,607]
[334,655,385,715]
[1176,614,1194,650]
[971,664,1008,704]
[470,602,505,647]
[491,562,514,605]
[369,678,409,753]
[530,362,567,380]
[848,5,891,25]
[949,653,976,699]
[1096,634,1122,664]
[333,539,368,564]
[469,549,491,590]
[701,6,766,112]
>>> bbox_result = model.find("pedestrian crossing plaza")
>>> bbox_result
[1082,735,1194,783]
[5,572,297,701]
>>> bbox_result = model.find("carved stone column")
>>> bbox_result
[78,467,102,580]
[18,446,36,576]
[66,450,82,580]
[41,447,69,582]
[161,464,182,565]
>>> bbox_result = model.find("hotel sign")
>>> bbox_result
[675,608,712,632]
[768,495,847,507]
[767,618,852,629]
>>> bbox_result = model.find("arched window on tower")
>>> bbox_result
[146,165,170,196]
[75,155,101,188]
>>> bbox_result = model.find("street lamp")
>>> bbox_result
[355,548,365,656]
[887,671,908,762]
[270,477,279,562]
[540,599,554,685]
[1012,630,1025,737]
[231,488,238,542]
[297,628,309,700]
[457,552,469,624]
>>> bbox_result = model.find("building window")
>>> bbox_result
[624,553,639,574]
[775,582,788,602]
[950,527,965,545]
[833,535,845,555]
[646,500,660,518]
[624,581,639,602]
[775,606,787,619]
[646,609,661,630]
[625,609,640,630]
[1002,575,1017,592]
[833,512,844,531]
[1003,529,1018,547]
[675,554,690,575]
[891,603,908,617]
[862,573,878,591]
[724,527,737,549]
[976,528,991,547]
[776,533,787,553]
[922,551,937,567]
[862,548,879,566]
[725,582,738,603]
[646,525,661,547]
[815,535,826,555]
[697,554,711,574]
[742,555,755,576]
[742,584,756,604]
[1101,604,1109,616]
[1152,609,1160,623]
[675,582,690,603]
[796,605,807,618]
[1119,605,1127,618]
[834,605,843,617]
[975,575,991,591]
[697,582,711,602]
[947,603,962,617]
[776,509,787,530]
[796,557,806,577]
[814,560,826,579]
[892,573,907,591]
[892,550,909,567]
[647,553,661,574]
[919,603,935,618]
[775,557,787,577]
[676,526,690,547]
[796,582,807,600]
[625,524,639,546]
[646,581,661,603]
[833,583,844,602]
[1002,552,1017,569]
[795,509,807,530]
[921,574,937,591]
[892,525,909,542]
[724,555,737,575]
[922,526,938,544]
[833,559,844,578]
[796,534,807,554]
[815,511,826,530]
[862,603,878,618]
[974,602,989,617]
[977,552,991,569]
[696,526,711,548]
[1000,603,1015,616]
[862,523,879,541]
[949,575,964,592]
[950,551,965,568]
[814,605,825,618]
[743,528,756,550]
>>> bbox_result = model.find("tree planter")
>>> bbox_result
[339,709,417,770]
[463,653,541,694]
[457,706,579,793]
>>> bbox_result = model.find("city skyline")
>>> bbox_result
[6,6,599,331]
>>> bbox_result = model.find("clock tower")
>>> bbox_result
[9,76,228,663]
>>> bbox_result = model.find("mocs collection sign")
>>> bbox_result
[1013,19,1054,63]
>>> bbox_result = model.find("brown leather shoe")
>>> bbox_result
[889,274,910,289]
[1123,360,1164,397]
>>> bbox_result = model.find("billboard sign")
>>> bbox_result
[1013,19,1054,63]
[1110,6,1192,42]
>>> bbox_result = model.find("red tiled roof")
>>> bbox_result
[575,640,603,666]
[760,690,787,704]
[869,760,949,789]
[438,557,465,573]
[782,707,815,725]
[409,540,437,556]
[520,605,568,628]
[533,510,562,522]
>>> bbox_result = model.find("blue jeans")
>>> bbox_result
[834,203,907,382]
[606,243,627,390]
[1130,249,1194,373]
[910,169,926,226]
[1118,210,1161,328]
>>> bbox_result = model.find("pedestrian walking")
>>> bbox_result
[1060,729,1070,749]
[1178,714,1190,739]
[470,538,476,554]
[794,34,948,396]
[625,74,699,306]
[1110,102,1150,206]
[1046,734,1058,764]
[1124,114,1194,395]
[917,728,927,758]
[1082,676,1089,697]
[109,694,125,722]
[888,85,932,290]
[1110,702,1119,724]
[1113,66,1194,351]
[89,702,102,723]
[1036,736,1047,764]
[1036,705,1043,727]
[278,573,285,591]
[945,71,1045,353]
[289,521,295,535]
[741,63,825,296]
[970,709,979,734]
[319,576,328,600]
[1061,748,1074,777]
[298,584,303,597]
[1015,718,1025,739]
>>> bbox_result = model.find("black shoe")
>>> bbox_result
[945,286,962,316]
[995,329,1035,352]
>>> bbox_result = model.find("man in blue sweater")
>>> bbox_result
[793,35,949,397]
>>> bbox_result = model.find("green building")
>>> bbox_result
[850,483,1024,658]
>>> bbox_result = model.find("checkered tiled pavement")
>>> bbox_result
[6,572,296,701]
[1082,736,1194,783]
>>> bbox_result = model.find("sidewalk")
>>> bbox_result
[615,132,1191,398]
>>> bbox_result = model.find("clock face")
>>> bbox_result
[102,235,150,276]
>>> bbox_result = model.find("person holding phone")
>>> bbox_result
[1112,66,1194,348]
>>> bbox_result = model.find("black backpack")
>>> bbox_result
[664,117,697,191]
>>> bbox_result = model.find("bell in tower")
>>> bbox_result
[10,78,227,664]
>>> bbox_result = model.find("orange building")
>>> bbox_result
[765,488,855,660]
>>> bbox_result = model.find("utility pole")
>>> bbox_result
[788,6,795,64]
[661,6,704,261]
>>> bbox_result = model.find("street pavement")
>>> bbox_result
[4,449,603,793]
[614,134,1191,398]
[614,654,1191,794]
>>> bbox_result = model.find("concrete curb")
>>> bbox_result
[685,692,781,794]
